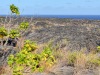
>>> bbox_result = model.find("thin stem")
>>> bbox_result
[4,14,12,46]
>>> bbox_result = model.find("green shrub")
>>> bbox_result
[10,4,20,15]
[19,22,29,30]
[0,27,7,38]
[7,40,56,75]
[97,46,100,52]
[9,29,20,38]
[41,45,56,67]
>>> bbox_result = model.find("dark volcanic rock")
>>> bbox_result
[26,19,100,51]
[2,18,98,51]
[34,21,49,27]
[0,46,17,65]
[53,66,74,75]
[76,69,99,75]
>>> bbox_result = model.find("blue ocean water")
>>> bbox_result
[30,15,100,20]
[1,15,100,20]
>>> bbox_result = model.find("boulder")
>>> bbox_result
[52,66,74,75]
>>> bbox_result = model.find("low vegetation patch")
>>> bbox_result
[7,40,56,75]
[66,50,100,69]
[97,46,100,52]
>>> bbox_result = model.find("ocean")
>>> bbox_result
[1,15,100,20]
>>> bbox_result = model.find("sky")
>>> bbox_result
[0,0,100,15]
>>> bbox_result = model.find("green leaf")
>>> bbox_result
[19,22,29,30]
[0,27,8,37]
[10,4,20,15]
[9,29,20,38]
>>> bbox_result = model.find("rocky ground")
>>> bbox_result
[0,17,100,75]
[26,18,100,52]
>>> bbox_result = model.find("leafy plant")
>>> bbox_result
[41,46,56,67]
[19,22,29,30]
[7,40,38,75]
[7,41,56,75]
[2,3,56,75]
[10,4,20,15]
[9,29,20,38]
[0,4,29,47]
[0,27,7,38]
[97,46,100,52]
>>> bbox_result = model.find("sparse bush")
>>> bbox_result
[87,53,100,68]
[0,3,55,75]
[0,20,29,47]
[0,3,29,47]
[67,51,77,66]
[75,52,86,66]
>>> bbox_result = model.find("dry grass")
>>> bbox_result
[17,37,25,50]
[0,65,12,75]
[74,52,87,69]
[0,66,5,75]
[51,48,100,75]
[1,47,100,75]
